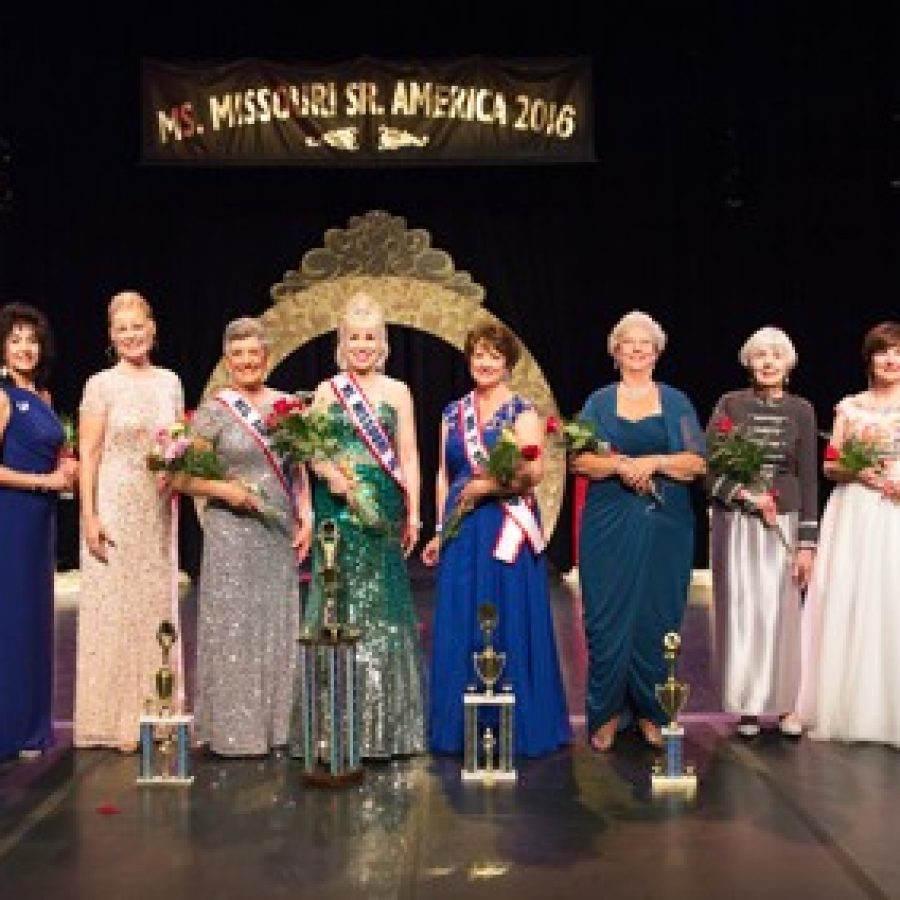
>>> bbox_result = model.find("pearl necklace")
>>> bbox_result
[618,381,656,398]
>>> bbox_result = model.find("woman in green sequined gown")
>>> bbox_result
[303,293,425,758]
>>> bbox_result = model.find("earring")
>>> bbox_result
[0,365,7,379]
[106,345,117,363]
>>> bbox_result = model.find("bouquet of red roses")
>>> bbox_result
[708,415,767,484]
[441,427,541,544]
[265,391,341,464]
[709,415,789,550]
[823,425,884,474]
[545,415,610,454]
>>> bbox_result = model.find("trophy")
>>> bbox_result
[462,602,516,785]
[650,631,696,798]
[294,519,364,786]
[137,619,194,786]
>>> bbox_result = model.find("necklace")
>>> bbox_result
[618,381,655,398]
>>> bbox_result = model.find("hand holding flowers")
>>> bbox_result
[441,427,541,544]
[709,415,790,550]
[824,425,898,499]
[147,414,274,523]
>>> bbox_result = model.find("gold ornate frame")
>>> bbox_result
[202,210,565,538]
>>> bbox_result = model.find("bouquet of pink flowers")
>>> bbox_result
[147,414,274,524]
[146,414,227,480]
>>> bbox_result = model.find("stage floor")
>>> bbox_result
[1,565,898,899]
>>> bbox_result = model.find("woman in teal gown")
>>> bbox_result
[0,304,78,760]
[571,311,706,752]
[303,293,425,759]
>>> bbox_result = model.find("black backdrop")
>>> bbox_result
[1,4,897,574]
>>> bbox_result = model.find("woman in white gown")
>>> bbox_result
[799,321,900,746]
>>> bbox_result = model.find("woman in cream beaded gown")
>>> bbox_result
[75,292,183,751]
[799,321,900,747]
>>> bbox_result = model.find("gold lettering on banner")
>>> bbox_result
[200,211,565,538]
[345,82,385,116]
[157,103,198,143]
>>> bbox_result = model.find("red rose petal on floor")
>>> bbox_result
[96,803,121,815]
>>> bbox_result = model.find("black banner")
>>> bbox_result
[141,57,594,166]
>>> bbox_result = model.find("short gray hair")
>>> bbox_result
[222,316,270,354]
[739,326,797,371]
[608,310,667,358]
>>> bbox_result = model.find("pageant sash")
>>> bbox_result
[215,389,294,509]
[458,392,546,563]
[329,373,406,494]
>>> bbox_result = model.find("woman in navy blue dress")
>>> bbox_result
[422,322,571,758]
[570,311,706,752]
[0,304,77,761]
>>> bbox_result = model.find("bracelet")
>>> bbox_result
[434,523,443,534]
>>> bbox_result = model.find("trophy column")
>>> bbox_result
[295,520,364,786]
[137,620,194,786]
[651,631,697,798]
[461,602,516,785]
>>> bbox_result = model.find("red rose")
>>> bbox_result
[767,487,780,500]
[715,416,734,435]
[545,416,561,435]
[521,445,541,461]
[183,409,195,424]
[824,444,840,462]
[264,413,279,430]
[272,397,292,416]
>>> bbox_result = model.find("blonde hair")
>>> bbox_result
[335,292,389,371]
[739,326,798,371]
[607,310,667,358]
[223,316,270,354]
[108,290,154,325]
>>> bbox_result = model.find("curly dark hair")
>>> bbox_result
[463,321,521,370]
[0,303,55,389]
[862,321,900,380]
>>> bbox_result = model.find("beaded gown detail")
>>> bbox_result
[301,400,425,758]
[192,397,300,756]
[74,364,183,748]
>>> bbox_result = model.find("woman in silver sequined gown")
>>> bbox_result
[174,318,310,756]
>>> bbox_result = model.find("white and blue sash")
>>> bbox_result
[330,373,406,495]
[215,389,294,509]
[458,392,545,564]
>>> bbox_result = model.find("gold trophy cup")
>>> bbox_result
[154,620,178,715]
[473,602,506,696]
[462,602,516,784]
[651,632,696,797]
[138,619,193,786]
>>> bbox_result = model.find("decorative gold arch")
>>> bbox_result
[202,210,565,537]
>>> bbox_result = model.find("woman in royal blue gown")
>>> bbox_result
[0,304,78,761]
[570,311,706,752]
[423,322,571,758]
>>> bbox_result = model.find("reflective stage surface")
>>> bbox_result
[1,565,898,899]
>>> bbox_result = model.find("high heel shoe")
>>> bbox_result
[590,716,619,752]
[638,718,664,748]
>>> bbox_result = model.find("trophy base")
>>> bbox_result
[136,775,195,786]
[462,769,517,785]
[651,771,697,798]
[301,768,365,787]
